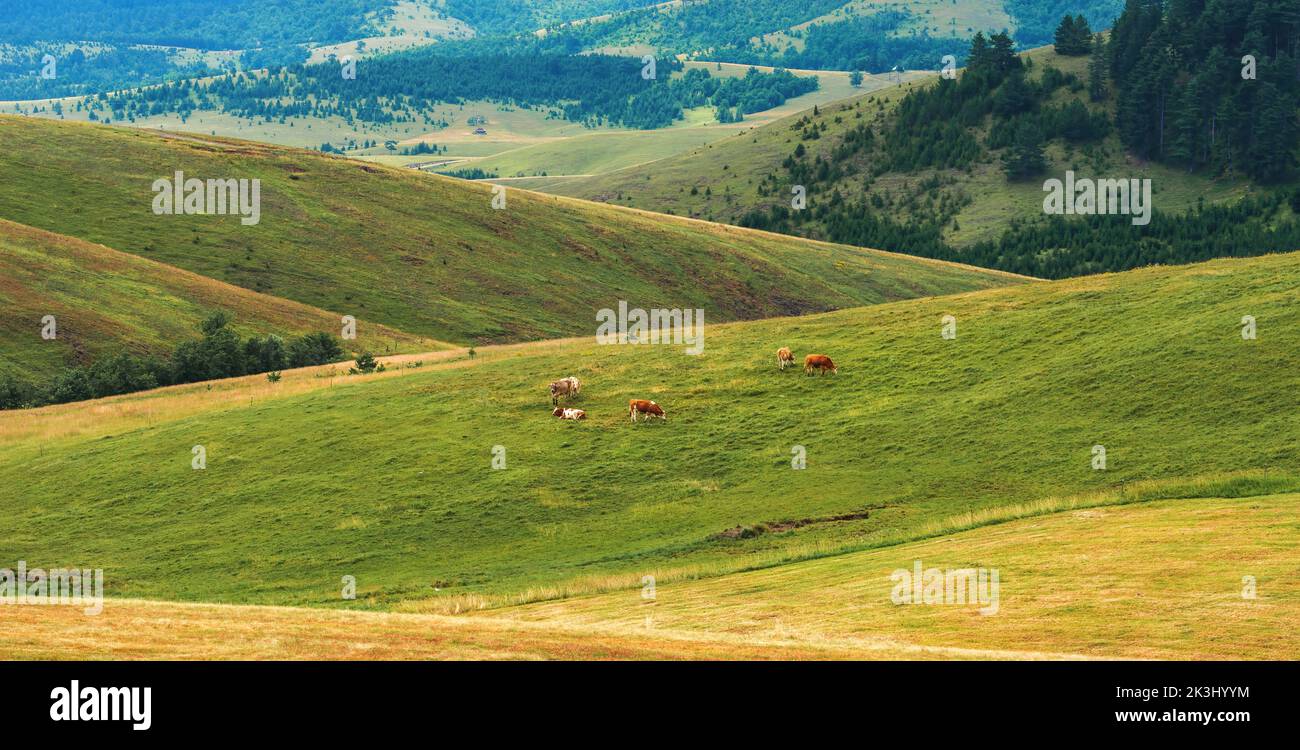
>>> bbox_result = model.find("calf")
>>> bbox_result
[628,399,667,423]
[548,376,581,405]
[803,354,837,375]
[777,347,795,371]
[552,407,587,420]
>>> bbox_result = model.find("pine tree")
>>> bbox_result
[1054,15,1094,56]
[1088,33,1109,101]
[968,32,991,74]
[1004,121,1046,180]
[1054,15,1078,55]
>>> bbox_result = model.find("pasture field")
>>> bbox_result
[0,115,1020,345]
[0,220,443,380]
[1,97,609,155]
[2,490,1294,660]
[1,250,1296,622]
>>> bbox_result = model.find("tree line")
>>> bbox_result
[93,51,816,131]
[713,11,971,74]
[0,313,345,410]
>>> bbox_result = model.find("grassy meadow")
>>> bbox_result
[2,250,1296,620]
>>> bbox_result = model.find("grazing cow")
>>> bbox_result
[629,399,666,423]
[777,347,795,371]
[803,354,837,375]
[548,376,581,405]
[552,407,587,420]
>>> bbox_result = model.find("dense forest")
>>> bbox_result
[92,51,817,130]
[0,0,387,49]
[1108,0,1300,182]
[0,45,217,101]
[1004,0,1126,46]
[1,1,1135,100]
[0,0,655,99]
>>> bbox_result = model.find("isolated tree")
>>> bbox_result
[849,70,864,87]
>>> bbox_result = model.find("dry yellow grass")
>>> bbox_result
[0,598,1002,661]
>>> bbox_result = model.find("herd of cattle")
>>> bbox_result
[547,348,836,423]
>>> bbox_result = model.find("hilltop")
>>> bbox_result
[0,115,1021,347]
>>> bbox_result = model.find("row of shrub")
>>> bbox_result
[0,312,346,410]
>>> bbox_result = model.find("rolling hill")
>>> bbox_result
[9,491,1294,660]
[2,248,1297,624]
[0,115,1022,347]
[0,219,444,381]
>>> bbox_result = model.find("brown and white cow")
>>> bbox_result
[548,376,581,405]
[777,347,795,371]
[803,354,837,375]
[552,407,587,420]
[629,399,666,423]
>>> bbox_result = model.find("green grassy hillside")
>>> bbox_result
[0,115,1020,346]
[2,250,1296,611]
[545,45,1267,247]
[0,219,443,381]
[6,492,1293,660]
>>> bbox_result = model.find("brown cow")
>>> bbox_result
[803,354,837,375]
[777,347,795,371]
[552,407,587,420]
[548,376,581,405]
[629,399,666,423]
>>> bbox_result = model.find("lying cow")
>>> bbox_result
[804,354,838,375]
[548,376,581,405]
[552,407,587,420]
[629,399,667,423]
[777,347,795,371]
